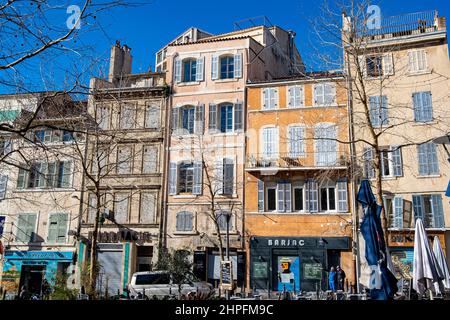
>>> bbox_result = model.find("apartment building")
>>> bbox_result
[78,42,168,296]
[343,10,450,278]
[244,73,354,294]
[0,92,86,298]
[162,24,303,291]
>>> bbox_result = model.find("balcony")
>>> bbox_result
[245,152,350,171]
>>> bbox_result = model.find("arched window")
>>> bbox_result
[220,55,234,79]
[176,211,193,231]
[183,58,197,82]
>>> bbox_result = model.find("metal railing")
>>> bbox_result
[246,152,350,169]
[356,10,438,38]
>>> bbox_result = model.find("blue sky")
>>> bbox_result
[1,0,449,94]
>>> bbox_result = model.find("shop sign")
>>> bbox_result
[88,230,153,243]
[268,239,305,247]
[4,251,73,261]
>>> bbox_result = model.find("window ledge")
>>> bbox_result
[312,103,339,108]
[416,174,441,179]
[172,194,197,199]
[177,81,200,86]
[173,231,198,235]
[258,211,350,215]
[14,188,76,193]
[214,78,239,83]
[407,70,432,76]
[412,121,437,126]
[381,176,398,181]
[209,131,241,137]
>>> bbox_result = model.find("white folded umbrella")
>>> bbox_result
[433,236,450,290]
[413,218,444,297]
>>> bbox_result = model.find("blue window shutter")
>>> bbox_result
[369,96,379,127]
[413,92,421,122]
[0,175,8,200]
[417,144,428,175]
[193,161,203,195]
[234,52,242,78]
[176,212,182,231]
[304,179,310,212]
[168,162,177,195]
[4,139,12,155]
[363,147,375,179]
[174,58,181,83]
[391,146,403,177]
[277,181,285,212]
[428,143,439,174]
[171,108,179,133]
[196,57,204,81]
[381,96,388,125]
[208,103,217,131]
[211,55,218,80]
[412,195,424,222]
[257,179,264,212]
[393,196,403,229]
[431,194,444,228]
[423,92,433,122]
[194,104,204,134]
[234,102,243,131]
[309,180,319,212]
[215,159,224,195]
[337,178,348,212]
[285,182,292,212]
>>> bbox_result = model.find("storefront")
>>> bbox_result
[249,236,351,292]
[1,250,74,296]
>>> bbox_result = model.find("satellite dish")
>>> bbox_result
[432,135,450,145]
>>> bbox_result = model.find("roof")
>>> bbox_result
[168,35,251,47]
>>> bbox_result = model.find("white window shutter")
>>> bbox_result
[408,51,415,73]
[0,175,8,200]
[358,56,367,77]
[211,55,218,80]
[174,57,181,83]
[196,56,204,81]
[382,54,394,75]
[234,52,242,78]
[215,158,223,195]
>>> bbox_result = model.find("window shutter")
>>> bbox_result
[408,51,415,73]
[277,181,285,212]
[233,52,242,78]
[363,147,375,179]
[208,103,217,131]
[262,89,269,109]
[4,139,12,155]
[171,107,179,132]
[194,104,204,134]
[215,158,223,195]
[412,195,425,222]
[309,180,318,212]
[46,162,56,188]
[304,179,310,212]
[382,54,394,75]
[391,146,403,177]
[418,50,427,71]
[223,158,234,195]
[211,55,218,80]
[413,92,421,122]
[257,179,264,212]
[337,178,348,212]
[381,96,388,125]
[234,101,243,131]
[193,161,203,195]
[140,192,156,224]
[143,146,157,173]
[359,56,367,77]
[168,162,177,195]
[47,214,58,242]
[285,182,292,212]
[176,212,182,231]
[196,56,204,81]
[61,161,72,188]
[393,196,403,229]
[428,143,439,175]
[431,195,444,228]
[56,213,68,243]
[369,96,379,127]
[417,144,428,175]
[174,57,181,83]
[17,168,27,189]
[422,92,433,122]
[27,214,37,242]
[0,175,8,200]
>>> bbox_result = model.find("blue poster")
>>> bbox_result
[277,256,300,292]
[0,216,5,236]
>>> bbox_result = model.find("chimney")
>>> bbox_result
[108,40,133,82]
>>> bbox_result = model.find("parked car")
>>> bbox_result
[128,271,214,299]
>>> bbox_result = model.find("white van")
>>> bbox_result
[128,271,214,299]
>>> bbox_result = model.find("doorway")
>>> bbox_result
[19,265,45,295]
[275,255,300,292]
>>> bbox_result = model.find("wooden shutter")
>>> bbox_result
[412,195,425,221]
[284,182,292,212]
[408,51,415,73]
[412,92,421,122]
[215,158,223,195]
[391,146,403,177]
[234,102,243,131]
[363,147,375,179]
[382,54,394,75]
[257,179,264,212]
[47,214,58,242]
[56,213,68,243]
[358,55,367,77]
[192,161,203,195]
[171,107,179,133]
[16,167,27,189]
[143,146,157,174]
[196,56,204,81]
[61,161,72,187]
[223,158,234,195]
[211,55,218,80]
[277,181,285,212]
[18,214,37,242]
[0,175,8,200]
[428,143,439,174]
[393,196,403,229]
[287,86,294,107]
[381,96,388,125]
[309,180,318,212]
[140,192,156,224]
[168,162,178,195]
[337,178,348,212]
[422,91,433,122]
[174,57,181,83]
[234,52,242,78]
[417,144,428,175]
[194,104,204,134]
[431,195,444,228]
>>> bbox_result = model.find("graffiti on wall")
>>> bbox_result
[390,250,414,280]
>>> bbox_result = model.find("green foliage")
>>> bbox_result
[49,275,78,300]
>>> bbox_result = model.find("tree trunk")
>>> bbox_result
[88,191,101,296]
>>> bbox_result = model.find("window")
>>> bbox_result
[145,105,160,129]
[408,50,427,73]
[117,146,132,174]
[369,96,388,127]
[120,103,136,129]
[217,211,232,231]
[413,92,433,122]
[0,175,7,200]
[140,192,156,224]
[16,213,37,243]
[384,196,404,229]
[366,56,383,77]
[277,181,292,212]
[182,106,195,134]
[16,161,72,189]
[98,106,110,130]
[183,59,197,82]
[262,127,278,158]
[216,158,234,195]
[363,54,394,77]
[320,182,336,212]
[363,148,375,179]
[293,184,304,211]
[287,85,304,108]
[220,104,233,133]
[262,88,278,110]
[178,162,194,193]
[289,126,306,157]
[114,193,129,224]
[208,102,243,133]
[266,185,277,212]
[172,105,204,135]
[176,211,193,231]
[417,142,439,175]
[47,213,68,243]
[314,83,336,107]
[220,56,234,79]
[413,194,444,228]
[380,146,403,177]
[314,124,337,166]
[142,146,157,174]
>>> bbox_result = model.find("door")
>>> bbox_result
[275,256,300,292]
[19,265,45,296]
[97,249,123,297]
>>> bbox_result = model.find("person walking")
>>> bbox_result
[328,267,337,292]
[336,266,346,291]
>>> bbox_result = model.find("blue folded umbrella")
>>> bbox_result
[358,180,398,300]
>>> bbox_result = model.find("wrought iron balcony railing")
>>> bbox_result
[246,152,350,169]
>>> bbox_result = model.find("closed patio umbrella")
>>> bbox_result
[432,236,450,291]
[412,218,444,298]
